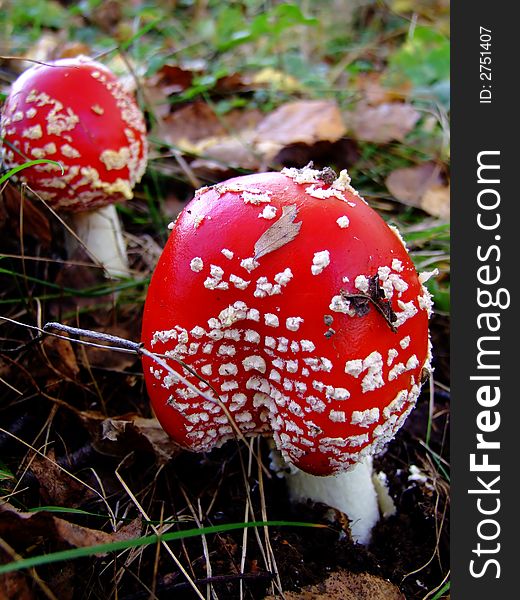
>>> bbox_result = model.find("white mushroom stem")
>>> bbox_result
[67,204,129,279]
[271,449,380,545]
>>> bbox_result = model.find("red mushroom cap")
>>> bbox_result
[0,55,147,211]
[141,166,432,476]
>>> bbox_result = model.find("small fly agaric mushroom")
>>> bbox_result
[141,165,433,544]
[0,55,148,278]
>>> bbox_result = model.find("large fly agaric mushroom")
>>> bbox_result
[0,55,148,278]
[141,165,433,543]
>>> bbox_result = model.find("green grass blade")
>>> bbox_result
[27,506,181,526]
[26,506,114,518]
[0,265,149,298]
[0,459,15,481]
[119,18,163,51]
[0,520,323,575]
[0,160,64,186]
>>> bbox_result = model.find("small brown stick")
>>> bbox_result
[42,322,246,443]
[0,316,246,444]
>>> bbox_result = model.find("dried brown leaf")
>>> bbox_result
[158,99,346,172]
[348,102,420,143]
[87,0,122,32]
[46,563,76,600]
[100,415,181,465]
[1,183,51,246]
[264,570,405,600]
[386,162,441,204]
[144,84,174,119]
[56,41,93,59]
[385,162,450,218]
[250,68,305,93]
[159,107,264,174]
[53,517,142,553]
[254,100,346,146]
[190,134,262,174]
[101,418,127,442]
[0,503,53,542]
[77,410,159,461]
[0,503,141,557]
[355,72,412,106]
[130,416,182,464]
[0,569,35,600]
[254,205,302,260]
[212,72,250,94]
[41,336,79,380]
[160,102,226,147]
[221,108,264,131]
[153,64,196,92]
[274,139,360,172]
[17,33,60,72]
[127,232,166,271]
[144,66,196,119]
[421,184,450,219]
[29,449,96,507]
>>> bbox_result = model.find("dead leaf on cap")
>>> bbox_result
[348,102,420,143]
[254,100,346,147]
[254,205,302,260]
[264,569,405,600]
[385,162,450,219]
